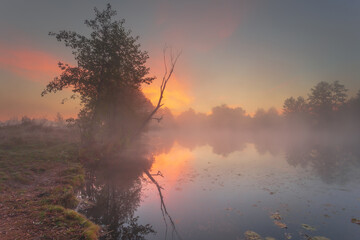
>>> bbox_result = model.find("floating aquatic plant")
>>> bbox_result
[301,223,317,231]
[244,230,263,240]
[351,218,360,225]
[270,212,282,220]
[274,220,287,229]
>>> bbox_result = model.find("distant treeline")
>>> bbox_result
[154,81,360,134]
[2,81,360,135]
[0,114,68,128]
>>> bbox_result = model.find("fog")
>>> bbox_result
[74,99,360,239]
[3,81,360,239]
[2,1,360,238]
[3,81,360,187]
[145,82,360,188]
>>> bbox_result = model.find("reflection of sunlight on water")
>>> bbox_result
[150,142,193,184]
[137,140,360,240]
[141,142,193,211]
[78,129,360,240]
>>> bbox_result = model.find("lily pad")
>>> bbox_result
[301,223,317,231]
[351,218,360,225]
[311,236,330,240]
[244,230,263,240]
[274,220,287,229]
[270,212,282,220]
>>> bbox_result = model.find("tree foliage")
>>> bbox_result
[282,81,352,128]
[42,4,155,147]
[308,81,348,114]
[283,96,308,117]
[208,104,250,130]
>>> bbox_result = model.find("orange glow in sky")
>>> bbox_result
[0,45,60,82]
[142,74,192,115]
[1,1,360,121]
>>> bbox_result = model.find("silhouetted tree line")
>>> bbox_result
[145,81,360,185]
[157,103,284,133]
[283,81,360,133]
[153,81,360,137]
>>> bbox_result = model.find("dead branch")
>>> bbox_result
[139,48,181,133]
[151,170,164,177]
[144,169,182,240]
[152,116,164,123]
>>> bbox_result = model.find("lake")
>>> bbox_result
[79,130,360,240]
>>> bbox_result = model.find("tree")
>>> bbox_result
[331,81,348,107]
[253,108,282,130]
[283,96,308,117]
[208,104,250,130]
[42,4,174,151]
[307,81,348,115]
[342,89,360,129]
[348,90,360,114]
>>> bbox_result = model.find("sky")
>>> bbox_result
[1,0,360,120]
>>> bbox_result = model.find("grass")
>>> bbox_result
[0,124,78,188]
[0,123,100,239]
[44,205,100,240]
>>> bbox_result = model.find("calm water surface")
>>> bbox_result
[79,131,360,240]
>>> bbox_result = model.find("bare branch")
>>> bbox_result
[152,116,164,123]
[137,48,181,133]
[144,169,182,240]
[162,46,168,90]
[151,170,164,177]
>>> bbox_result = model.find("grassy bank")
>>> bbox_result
[0,123,100,240]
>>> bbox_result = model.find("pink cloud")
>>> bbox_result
[0,44,60,82]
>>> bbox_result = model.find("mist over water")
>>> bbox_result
[55,78,360,239]
[77,123,360,240]
[3,1,360,239]
[3,81,360,239]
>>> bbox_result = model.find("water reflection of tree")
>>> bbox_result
[152,130,249,157]
[285,140,360,184]
[79,155,155,240]
[149,129,360,185]
[79,140,183,240]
